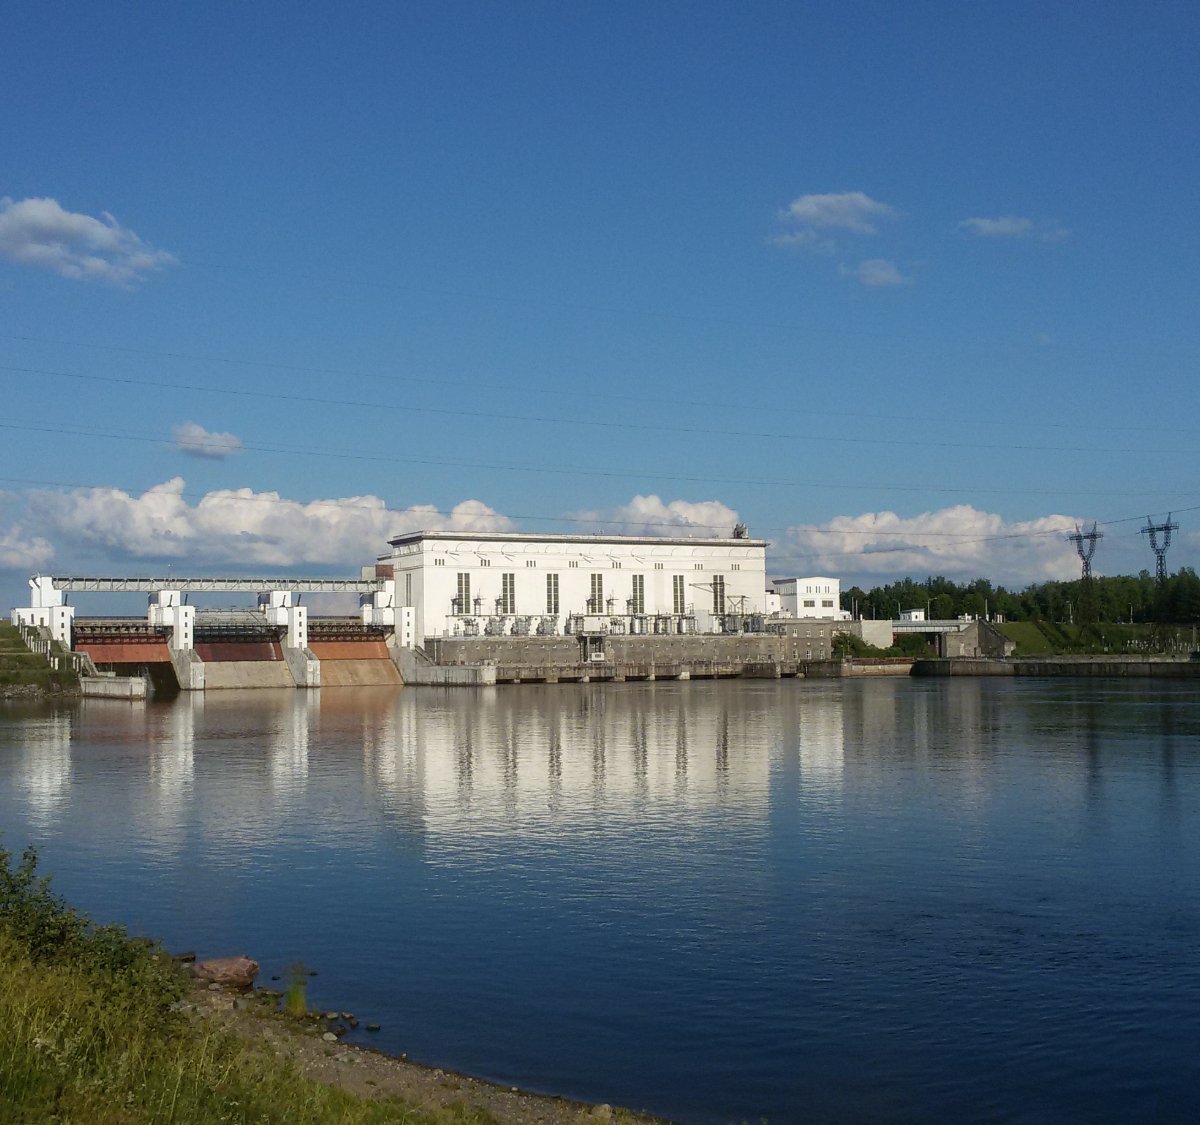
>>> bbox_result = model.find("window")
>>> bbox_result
[479,557,491,567]
[822,599,834,608]
[546,573,559,614]
[673,574,686,615]
[590,573,604,612]
[803,599,815,608]
[568,560,579,569]
[434,558,445,567]
[456,573,471,614]
[630,574,645,614]
[526,559,536,567]
[712,574,726,615]
[611,560,622,569]
[654,562,664,570]
[694,563,704,570]
[500,572,515,614]
[404,573,412,605]
[731,563,740,571]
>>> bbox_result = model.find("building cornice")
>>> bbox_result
[386,530,768,550]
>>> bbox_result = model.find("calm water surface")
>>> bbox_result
[1,678,1198,1122]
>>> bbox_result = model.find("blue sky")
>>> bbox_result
[2,1,1198,608]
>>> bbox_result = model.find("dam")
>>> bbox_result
[12,571,411,692]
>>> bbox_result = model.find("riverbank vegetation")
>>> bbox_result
[843,571,1200,649]
[0,842,488,1123]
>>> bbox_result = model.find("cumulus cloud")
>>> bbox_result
[0,525,54,570]
[845,258,908,287]
[568,495,741,537]
[0,196,177,284]
[172,421,243,459]
[28,479,515,568]
[778,505,1081,587]
[959,215,1069,242]
[782,191,896,235]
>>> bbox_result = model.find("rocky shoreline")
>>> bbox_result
[184,954,659,1125]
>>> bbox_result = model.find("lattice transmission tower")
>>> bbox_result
[1142,514,1179,585]
[1067,522,1103,628]
[1067,522,1103,580]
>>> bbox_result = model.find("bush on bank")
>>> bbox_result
[0,843,487,1124]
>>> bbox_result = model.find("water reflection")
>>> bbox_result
[2,678,1199,1123]
[2,678,1197,861]
[15,710,73,826]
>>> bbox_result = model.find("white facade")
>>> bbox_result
[381,530,769,642]
[772,576,849,620]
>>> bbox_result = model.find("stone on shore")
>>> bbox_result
[191,955,260,991]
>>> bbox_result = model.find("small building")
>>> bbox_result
[899,608,925,622]
[771,576,850,620]
[381,529,769,643]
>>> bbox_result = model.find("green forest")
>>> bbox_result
[841,569,1200,625]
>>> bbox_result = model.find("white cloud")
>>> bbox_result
[0,525,54,569]
[846,258,908,287]
[782,191,896,235]
[172,421,243,460]
[0,196,177,284]
[777,505,1082,587]
[568,495,741,537]
[959,215,1069,242]
[28,479,515,568]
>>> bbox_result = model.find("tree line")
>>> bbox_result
[841,569,1200,624]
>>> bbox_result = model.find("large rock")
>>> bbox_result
[191,955,259,991]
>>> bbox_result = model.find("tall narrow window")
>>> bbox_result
[712,574,726,615]
[456,573,470,614]
[546,573,559,614]
[405,573,412,605]
[673,574,686,615]
[590,573,604,613]
[500,572,515,614]
[630,574,645,614]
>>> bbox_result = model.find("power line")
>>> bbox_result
[0,419,1182,503]
[3,329,1194,437]
[0,361,1184,457]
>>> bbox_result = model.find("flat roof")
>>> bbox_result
[387,530,768,549]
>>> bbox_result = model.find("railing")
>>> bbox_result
[15,624,91,676]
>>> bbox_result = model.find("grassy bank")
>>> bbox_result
[0,622,78,694]
[0,843,486,1123]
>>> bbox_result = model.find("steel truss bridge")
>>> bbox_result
[49,576,386,594]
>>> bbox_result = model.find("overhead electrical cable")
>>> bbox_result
[2,330,1192,437]
[0,362,1183,457]
[0,420,1179,502]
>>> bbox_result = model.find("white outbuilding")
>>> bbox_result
[381,529,769,642]
[771,576,850,620]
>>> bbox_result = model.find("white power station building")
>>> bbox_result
[771,576,850,620]
[380,529,769,643]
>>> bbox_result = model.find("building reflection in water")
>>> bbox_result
[8,679,1192,865]
[14,710,73,828]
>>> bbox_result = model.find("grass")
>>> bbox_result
[0,842,490,1124]
[998,620,1163,656]
[0,622,78,692]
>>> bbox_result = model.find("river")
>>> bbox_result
[1,677,1198,1122]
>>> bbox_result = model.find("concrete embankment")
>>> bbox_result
[202,661,297,689]
[914,656,1200,677]
[318,658,402,686]
[79,675,148,699]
